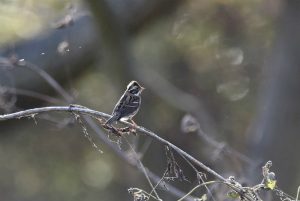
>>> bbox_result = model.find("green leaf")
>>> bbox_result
[228,190,240,198]
[265,179,276,190]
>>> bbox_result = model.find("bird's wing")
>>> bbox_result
[112,93,140,119]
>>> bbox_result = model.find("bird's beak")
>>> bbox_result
[141,87,145,91]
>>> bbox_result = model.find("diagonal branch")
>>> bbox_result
[83,115,194,200]
[0,106,255,201]
[14,60,74,103]
[6,87,67,105]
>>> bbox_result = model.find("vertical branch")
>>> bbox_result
[121,135,161,200]
[248,0,300,191]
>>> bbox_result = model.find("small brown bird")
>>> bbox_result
[105,81,145,126]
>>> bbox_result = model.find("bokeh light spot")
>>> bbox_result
[15,167,42,197]
[81,158,114,188]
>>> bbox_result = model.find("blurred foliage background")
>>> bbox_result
[1,0,300,200]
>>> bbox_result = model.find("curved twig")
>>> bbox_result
[178,181,220,201]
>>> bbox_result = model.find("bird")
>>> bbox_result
[105,81,145,126]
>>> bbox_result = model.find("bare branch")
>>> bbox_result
[14,59,74,103]
[0,106,255,201]
[181,114,256,165]
[6,87,67,105]
[4,56,193,200]
[197,126,255,165]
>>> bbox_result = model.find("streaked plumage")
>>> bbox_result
[105,81,145,126]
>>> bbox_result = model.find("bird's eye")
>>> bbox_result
[130,89,138,94]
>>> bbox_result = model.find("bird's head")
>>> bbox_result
[127,81,145,95]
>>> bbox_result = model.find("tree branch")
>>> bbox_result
[0,106,255,201]
[4,57,194,200]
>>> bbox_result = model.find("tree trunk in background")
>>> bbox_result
[248,0,300,195]
[0,0,180,96]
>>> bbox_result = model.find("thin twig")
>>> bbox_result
[178,181,220,201]
[177,151,216,201]
[296,186,300,201]
[130,188,161,201]
[71,112,103,153]
[197,127,255,165]
[149,170,168,199]
[7,87,67,105]
[273,186,296,201]
[121,135,160,200]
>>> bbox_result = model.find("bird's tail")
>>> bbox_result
[105,116,117,125]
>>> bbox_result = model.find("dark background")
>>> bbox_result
[0,0,299,200]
